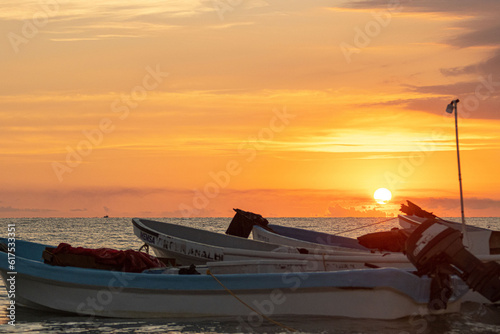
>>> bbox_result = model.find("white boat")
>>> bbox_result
[252,221,500,270]
[251,223,410,254]
[236,209,500,305]
[134,215,500,273]
[230,208,409,254]
[0,238,467,320]
[235,204,499,258]
[132,217,414,270]
[404,217,500,305]
[251,223,371,252]
[398,201,500,256]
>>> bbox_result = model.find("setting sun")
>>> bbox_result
[374,188,392,205]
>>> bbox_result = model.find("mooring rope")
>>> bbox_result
[206,270,298,332]
[332,216,398,236]
[138,243,149,254]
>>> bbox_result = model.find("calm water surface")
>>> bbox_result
[0,217,499,334]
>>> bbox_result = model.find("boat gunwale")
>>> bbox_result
[0,239,453,303]
[133,218,296,253]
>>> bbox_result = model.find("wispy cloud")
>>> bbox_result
[206,22,255,30]
[339,0,500,120]
[0,205,56,213]
[326,204,388,217]
[405,197,500,217]
[46,21,180,42]
[2,0,214,41]
[1,1,213,21]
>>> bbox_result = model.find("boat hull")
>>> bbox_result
[252,225,370,254]
[133,216,500,306]
[1,270,462,320]
[0,239,464,320]
[134,218,414,271]
[253,224,370,252]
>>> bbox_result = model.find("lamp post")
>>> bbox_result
[446,99,467,240]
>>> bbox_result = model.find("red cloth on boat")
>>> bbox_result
[51,243,166,273]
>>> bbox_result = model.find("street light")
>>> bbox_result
[445,99,467,242]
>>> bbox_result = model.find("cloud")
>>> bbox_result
[403,197,500,217]
[0,1,213,21]
[341,0,499,16]
[419,197,500,210]
[1,1,215,42]
[441,52,500,78]
[160,208,220,218]
[402,92,500,120]
[0,206,56,213]
[341,0,500,120]
[343,0,500,61]
[326,204,388,217]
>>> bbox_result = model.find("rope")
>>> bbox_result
[332,217,398,236]
[138,243,149,254]
[206,270,298,332]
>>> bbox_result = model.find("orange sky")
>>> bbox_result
[1,1,499,218]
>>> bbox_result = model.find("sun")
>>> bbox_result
[374,188,392,205]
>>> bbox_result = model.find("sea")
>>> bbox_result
[0,217,499,334]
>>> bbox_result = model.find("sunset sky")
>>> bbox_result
[1,0,499,218]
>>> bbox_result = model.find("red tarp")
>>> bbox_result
[49,243,166,273]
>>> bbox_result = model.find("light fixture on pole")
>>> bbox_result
[445,99,468,243]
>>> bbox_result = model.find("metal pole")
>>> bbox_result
[452,101,467,240]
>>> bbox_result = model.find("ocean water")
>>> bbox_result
[0,217,499,334]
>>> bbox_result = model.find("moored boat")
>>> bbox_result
[252,223,371,251]
[228,208,410,254]
[133,211,500,273]
[399,201,500,255]
[233,204,499,257]
[0,238,467,320]
[132,217,413,270]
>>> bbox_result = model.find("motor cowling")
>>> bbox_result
[225,208,270,238]
[405,219,500,303]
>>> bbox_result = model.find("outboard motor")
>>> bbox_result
[225,209,270,238]
[406,219,500,303]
